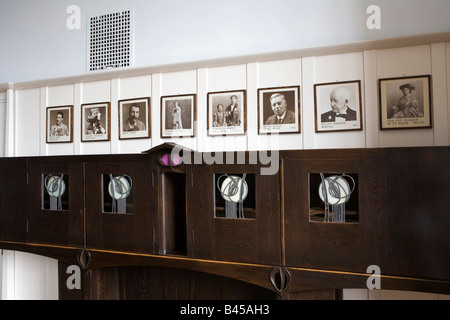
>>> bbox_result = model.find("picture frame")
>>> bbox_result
[379,75,432,130]
[81,102,111,142]
[258,86,301,134]
[46,105,73,143]
[207,90,246,136]
[314,80,363,133]
[118,97,151,140]
[161,94,196,138]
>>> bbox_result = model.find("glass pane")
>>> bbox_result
[102,173,134,214]
[214,173,255,219]
[42,173,69,211]
[309,173,358,223]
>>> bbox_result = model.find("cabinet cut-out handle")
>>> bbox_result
[77,249,91,269]
[270,267,291,292]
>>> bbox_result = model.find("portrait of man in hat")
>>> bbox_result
[388,82,424,119]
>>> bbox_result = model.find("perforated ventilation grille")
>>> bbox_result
[89,11,132,71]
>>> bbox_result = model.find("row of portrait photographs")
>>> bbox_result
[46,75,432,143]
[46,98,152,143]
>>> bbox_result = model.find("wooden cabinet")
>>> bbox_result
[384,147,450,280]
[85,156,157,254]
[27,157,85,247]
[0,157,28,242]
[283,147,450,284]
[283,150,387,273]
[157,165,188,256]
[187,162,281,265]
[0,146,449,299]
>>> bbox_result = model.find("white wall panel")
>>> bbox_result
[380,290,438,300]
[117,75,153,154]
[0,92,6,157]
[206,64,247,93]
[81,141,111,155]
[15,88,40,156]
[14,252,58,300]
[39,87,47,156]
[110,79,119,154]
[1,251,15,300]
[196,68,208,152]
[201,64,248,152]
[5,89,15,157]
[81,80,111,103]
[447,43,450,144]
[377,45,432,79]
[363,50,379,148]
[161,70,197,96]
[344,289,450,300]
[73,83,82,155]
[249,59,303,151]
[431,43,449,146]
[0,243,2,297]
[158,70,198,151]
[377,45,434,147]
[302,56,316,150]
[80,80,111,155]
[46,84,75,156]
[302,52,366,149]
[246,62,258,151]
[8,44,450,157]
[257,59,302,89]
[47,84,74,107]
[120,74,152,98]
[151,73,162,149]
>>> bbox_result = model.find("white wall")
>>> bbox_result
[0,250,2,297]
[0,92,5,156]
[13,252,58,300]
[1,41,450,299]
[344,289,450,300]
[1,0,450,84]
[11,43,450,158]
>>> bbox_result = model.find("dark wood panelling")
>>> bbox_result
[0,146,449,300]
[357,154,389,272]
[159,170,187,256]
[284,158,364,272]
[27,158,84,247]
[214,218,257,262]
[186,163,215,259]
[0,157,28,242]
[85,157,157,254]
[385,147,450,280]
[59,265,277,300]
[188,163,281,265]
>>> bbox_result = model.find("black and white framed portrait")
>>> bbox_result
[161,94,196,138]
[81,102,110,142]
[314,80,363,133]
[379,75,432,130]
[46,105,73,143]
[258,86,300,134]
[118,97,151,140]
[207,90,246,136]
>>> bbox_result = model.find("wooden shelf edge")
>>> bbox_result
[287,266,450,296]
[2,241,449,296]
